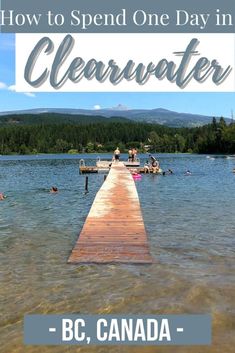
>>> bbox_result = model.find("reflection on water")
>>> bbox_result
[0,154,235,353]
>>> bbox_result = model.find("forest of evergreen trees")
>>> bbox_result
[0,117,234,155]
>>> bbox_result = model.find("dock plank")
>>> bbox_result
[68,162,152,264]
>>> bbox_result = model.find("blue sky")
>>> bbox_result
[0,33,235,118]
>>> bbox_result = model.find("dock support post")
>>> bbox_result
[85,176,88,193]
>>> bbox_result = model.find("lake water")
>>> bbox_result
[0,153,234,353]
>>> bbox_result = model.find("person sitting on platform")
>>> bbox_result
[149,154,160,173]
[144,160,150,173]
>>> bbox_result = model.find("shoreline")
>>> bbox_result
[0,152,233,157]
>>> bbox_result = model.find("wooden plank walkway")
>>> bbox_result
[68,162,152,264]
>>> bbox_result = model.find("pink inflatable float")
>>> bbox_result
[132,173,142,180]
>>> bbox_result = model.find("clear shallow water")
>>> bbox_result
[0,153,234,353]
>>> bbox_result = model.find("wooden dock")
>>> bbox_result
[69,162,152,264]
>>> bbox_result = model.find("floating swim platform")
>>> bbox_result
[79,166,162,174]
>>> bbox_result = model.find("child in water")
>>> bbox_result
[0,192,6,200]
[185,170,192,176]
[50,186,58,193]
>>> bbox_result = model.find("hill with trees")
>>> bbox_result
[0,113,130,126]
[0,115,234,155]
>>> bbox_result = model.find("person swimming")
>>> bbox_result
[0,192,6,200]
[185,170,192,176]
[163,169,174,175]
[50,186,58,193]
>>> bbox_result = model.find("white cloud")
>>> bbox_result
[0,82,7,89]
[93,105,101,110]
[0,82,35,97]
[8,84,16,92]
[24,92,36,98]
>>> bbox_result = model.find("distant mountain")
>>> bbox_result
[0,107,229,127]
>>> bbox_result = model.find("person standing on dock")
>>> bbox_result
[132,148,137,162]
[128,148,132,161]
[114,147,120,162]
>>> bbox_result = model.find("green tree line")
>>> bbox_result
[0,117,234,155]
